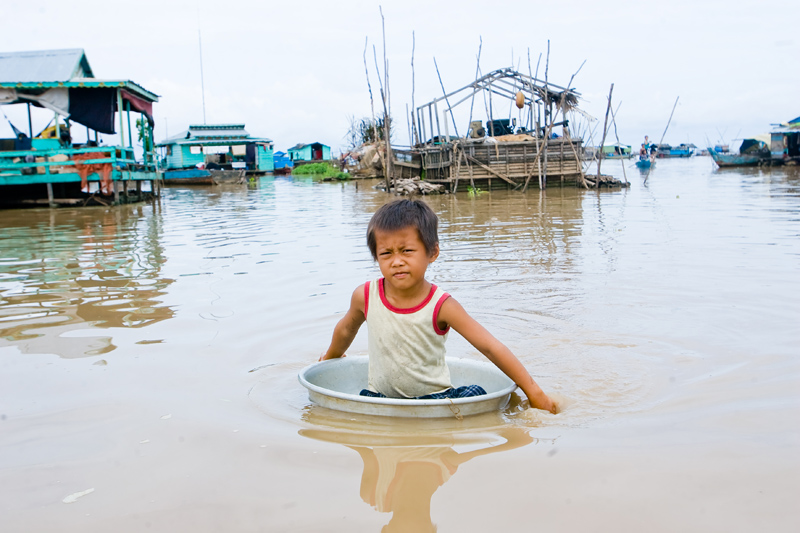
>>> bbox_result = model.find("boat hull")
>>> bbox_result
[709,151,764,168]
[163,168,246,185]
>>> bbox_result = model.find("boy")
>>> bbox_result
[320,199,557,413]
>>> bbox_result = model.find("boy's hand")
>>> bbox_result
[318,352,346,362]
[529,392,559,414]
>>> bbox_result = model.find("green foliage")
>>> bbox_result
[345,116,393,149]
[293,162,350,180]
[467,186,486,197]
[136,118,154,152]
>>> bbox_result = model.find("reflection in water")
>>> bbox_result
[300,425,540,532]
[0,204,174,357]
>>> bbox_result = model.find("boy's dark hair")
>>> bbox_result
[367,199,439,259]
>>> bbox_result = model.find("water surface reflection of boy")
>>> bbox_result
[300,427,536,533]
[320,199,557,413]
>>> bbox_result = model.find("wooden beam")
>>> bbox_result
[465,154,517,185]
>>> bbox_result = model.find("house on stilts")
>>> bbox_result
[390,67,604,192]
[0,48,160,207]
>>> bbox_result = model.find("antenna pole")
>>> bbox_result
[199,30,207,124]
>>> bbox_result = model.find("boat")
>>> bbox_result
[635,155,654,169]
[656,143,696,158]
[162,167,246,185]
[709,135,771,168]
[298,356,517,418]
[709,150,763,168]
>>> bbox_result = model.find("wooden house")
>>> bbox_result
[0,48,160,206]
[157,124,274,175]
[387,67,594,191]
[288,142,330,163]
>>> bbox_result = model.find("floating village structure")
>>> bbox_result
[288,142,331,165]
[156,124,274,184]
[0,49,159,207]
[390,67,590,191]
[770,116,799,162]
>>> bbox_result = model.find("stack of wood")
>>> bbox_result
[377,177,445,195]
[583,174,629,188]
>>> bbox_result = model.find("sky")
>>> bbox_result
[1,0,798,154]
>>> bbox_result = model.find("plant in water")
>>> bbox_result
[467,186,485,197]
[292,162,349,180]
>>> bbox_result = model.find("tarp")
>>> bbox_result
[0,86,116,134]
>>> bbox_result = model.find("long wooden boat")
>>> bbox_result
[162,168,246,185]
[709,149,763,168]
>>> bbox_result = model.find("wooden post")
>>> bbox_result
[27,103,33,138]
[596,83,614,183]
[46,183,55,207]
[117,90,126,148]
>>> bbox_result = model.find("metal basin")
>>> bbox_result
[298,356,517,418]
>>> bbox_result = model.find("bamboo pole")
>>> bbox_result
[609,102,628,185]
[541,40,550,190]
[434,57,459,139]
[596,83,614,183]
[411,31,419,146]
[363,37,387,190]
[658,96,680,146]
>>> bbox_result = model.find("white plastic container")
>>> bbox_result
[298,356,517,418]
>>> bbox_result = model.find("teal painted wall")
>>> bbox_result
[257,144,274,171]
[288,144,330,161]
[164,145,204,169]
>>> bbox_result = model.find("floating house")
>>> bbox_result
[0,48,160,206]
[770,116,800,163]
[600,142,632,159]
[388,67,595,191]
[288,142,331,164]
[157,124,274,180]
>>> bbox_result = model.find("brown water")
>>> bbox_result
[1,158,798,532]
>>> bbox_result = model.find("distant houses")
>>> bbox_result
[157,124,274,173]
[288,142,330,163]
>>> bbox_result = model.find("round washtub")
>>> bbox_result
[298,356,517,418]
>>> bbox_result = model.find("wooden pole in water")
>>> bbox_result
[658,96,680,147]
[541,40,551,190]
[596,83,614,183]
[433,57,459,139]
[609,102,628,185]
[379,7,394,188]
[411,31,419,146]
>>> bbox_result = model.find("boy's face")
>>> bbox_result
[373,226,438,294]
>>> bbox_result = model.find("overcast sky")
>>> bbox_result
[2,0,797,153]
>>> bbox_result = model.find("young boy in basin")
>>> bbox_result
[320,199,557,413]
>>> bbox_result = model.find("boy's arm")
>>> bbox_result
[438,297,557,413]
[320,285,367,361]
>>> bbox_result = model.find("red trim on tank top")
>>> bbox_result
[364,281,370,317]
[378,278,437,314]
[433,293,451,335]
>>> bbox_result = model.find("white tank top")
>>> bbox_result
[365,278,452,398]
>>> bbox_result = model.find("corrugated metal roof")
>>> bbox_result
[0,48,94,83]
[0,79,159,102]
[157,123,272,146]
[288,142,328,151]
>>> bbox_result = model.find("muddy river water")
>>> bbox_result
[1,157,798,531]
